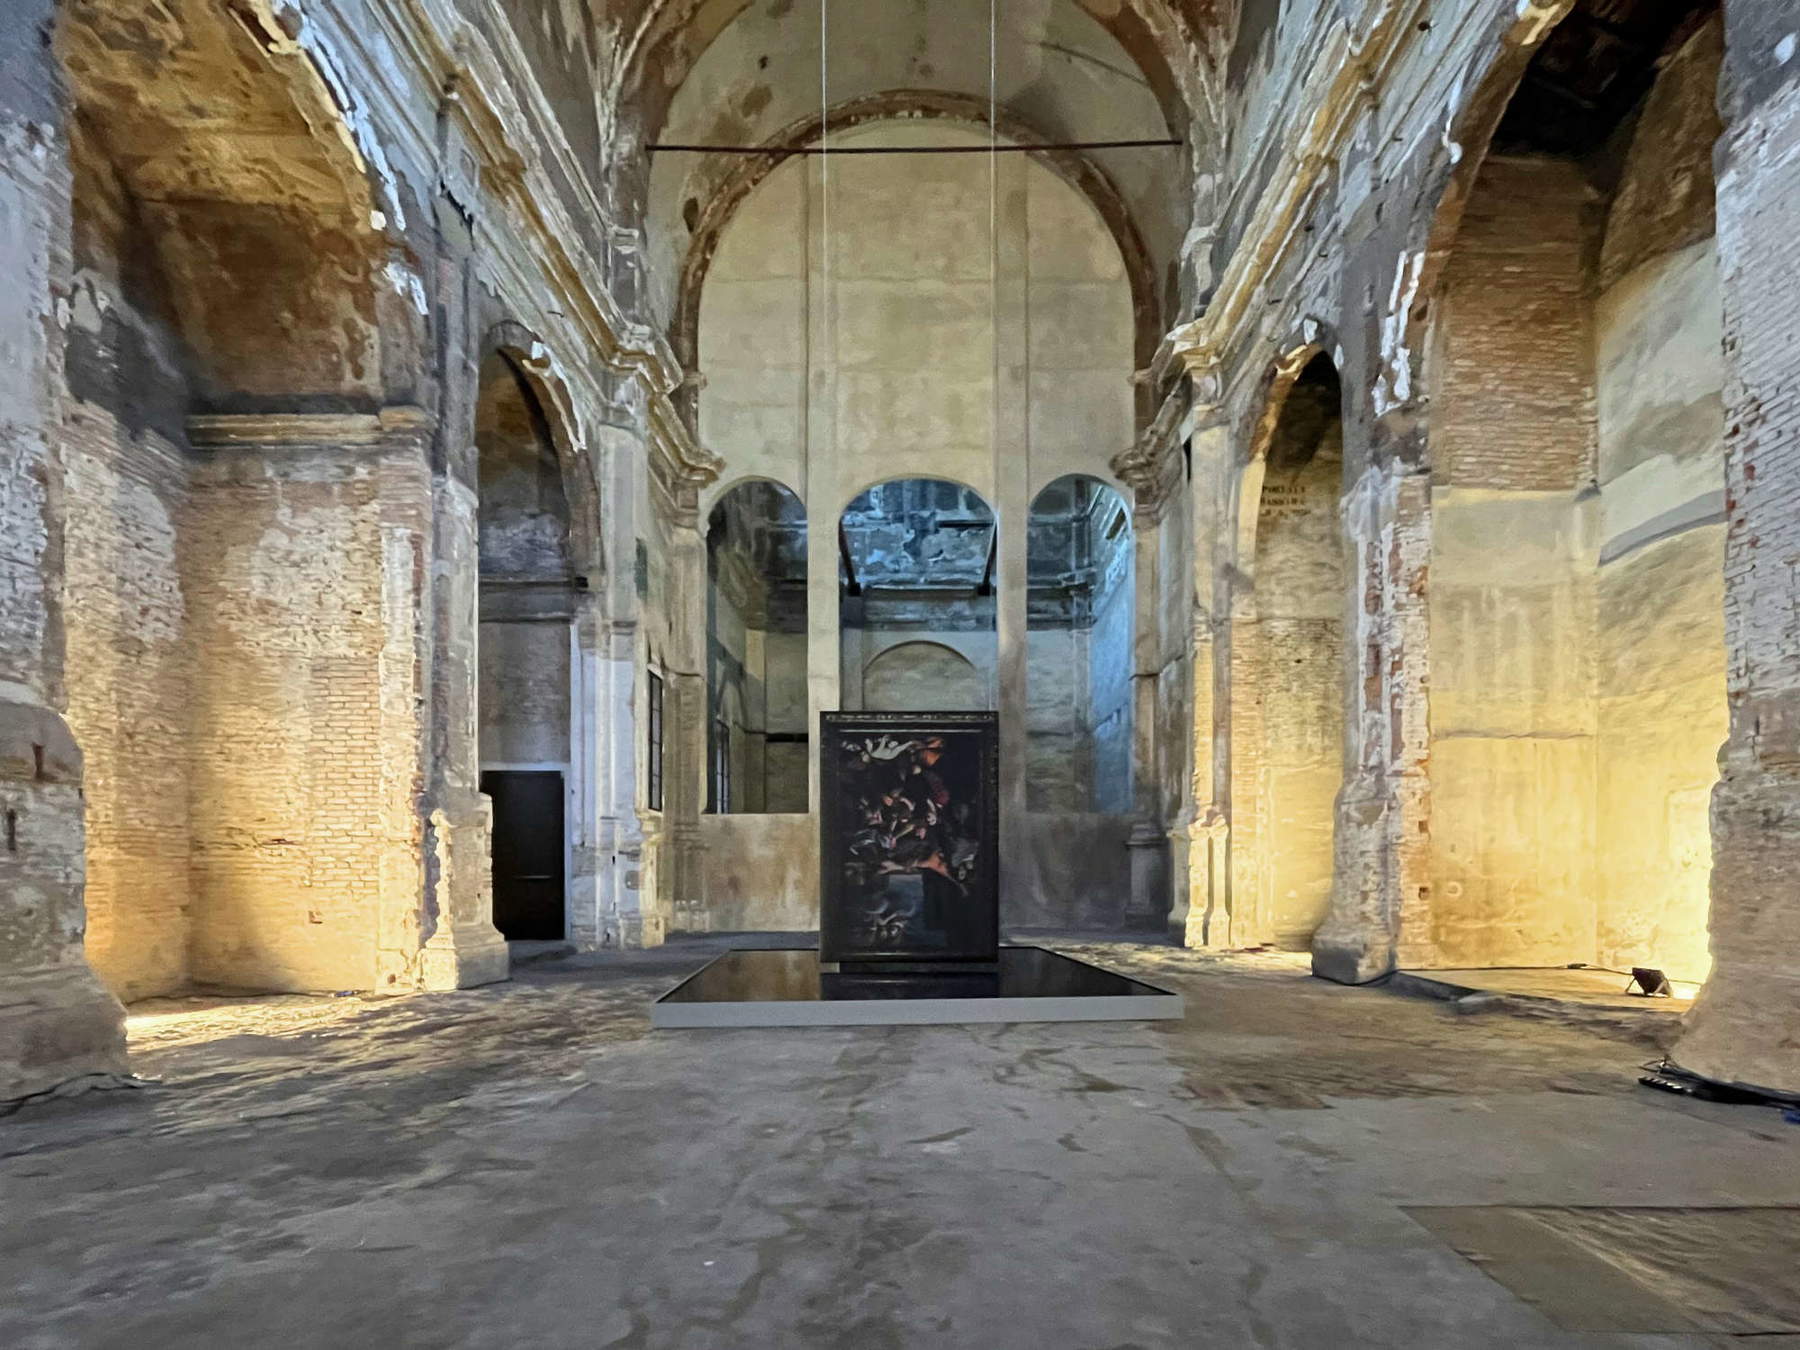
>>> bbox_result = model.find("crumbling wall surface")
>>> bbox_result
[61,412,193,1001]
[1675,4,1800,1094]
[0,0,129,1099]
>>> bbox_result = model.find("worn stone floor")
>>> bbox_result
[4,938,1797,1349]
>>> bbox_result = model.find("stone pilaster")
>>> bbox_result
[1673,11,1800,1093]
[0,4,128,1098]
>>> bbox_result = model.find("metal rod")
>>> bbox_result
[650,138,1182,155]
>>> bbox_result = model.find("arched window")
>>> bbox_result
[1026,475,1133,813]
[838,479,997,712]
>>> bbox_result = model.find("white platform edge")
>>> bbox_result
[651,991,1185,1029]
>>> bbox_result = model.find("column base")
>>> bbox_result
[0,964,129,1103]
[1310,935,1395,986]
[419,927,512,991]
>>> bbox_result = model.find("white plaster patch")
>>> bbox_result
[1777,34,1797,66]
[384,261,428,318]
[1374,251,1424,416]
[1442,72,1466,167]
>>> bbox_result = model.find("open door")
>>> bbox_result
[482,770,566,940]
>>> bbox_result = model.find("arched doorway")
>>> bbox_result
[476,352,578,943]
[1239,354,1346,952]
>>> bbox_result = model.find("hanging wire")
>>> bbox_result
[812,0,828,495]
[993,0,1008,507]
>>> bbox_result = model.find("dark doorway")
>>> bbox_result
[482,770,566,940]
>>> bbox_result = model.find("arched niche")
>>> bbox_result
[477,351,578,942]
[1418,1,1725,980]
[1242,352,1346,951]
[55,0,393,1001]
[705,479,810,813]
[1025,475,1134,813]
[839,479,997,712]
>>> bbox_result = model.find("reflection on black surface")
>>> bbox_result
[661,947,1170,1005]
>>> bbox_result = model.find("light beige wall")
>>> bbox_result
[862,641,986,712]
[1593,239,1726,983]
[1427,488,1599,966]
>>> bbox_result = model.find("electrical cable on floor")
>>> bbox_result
[1637,1055,1800,1117]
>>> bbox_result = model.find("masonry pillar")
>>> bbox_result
[418,196,508,990]
[591,415,653,948]
[0,4,129,1098]
[1311,452,1433,984]
[1674,1,1800,1093]
[662,490,708,937]
[1168,415,1231,946]
[1124,476,1173,926]
[994,154,1032,918]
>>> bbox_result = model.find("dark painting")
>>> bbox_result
[820,712,999,963]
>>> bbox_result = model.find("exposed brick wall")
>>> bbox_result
[1433,155,1597,492]
[61,405,194,1000]
[184,443,402,993]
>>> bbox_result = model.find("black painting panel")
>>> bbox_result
[820,712,999,963]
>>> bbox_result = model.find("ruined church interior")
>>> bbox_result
[6,0,1800,1344]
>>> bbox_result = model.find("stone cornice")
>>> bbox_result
[186,407,430,449]
[1112,377,1192,520]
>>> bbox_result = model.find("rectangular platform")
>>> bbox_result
[651,946,1184,1029]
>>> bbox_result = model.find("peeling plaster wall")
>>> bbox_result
[480,623,572,765]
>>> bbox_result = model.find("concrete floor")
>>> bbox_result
[3,938,1797,1349]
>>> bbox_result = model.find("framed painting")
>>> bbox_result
[819,712,999,964]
